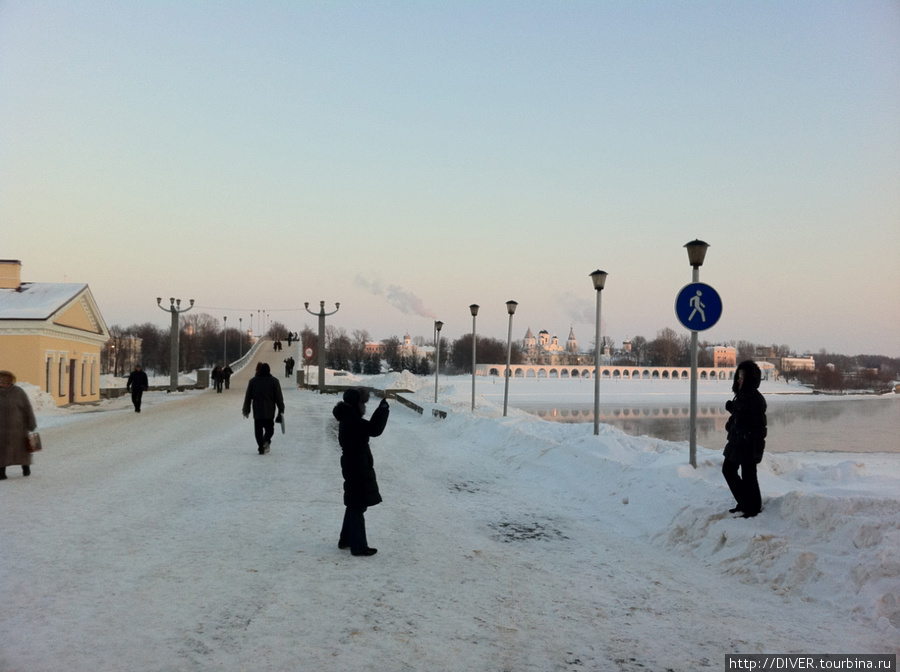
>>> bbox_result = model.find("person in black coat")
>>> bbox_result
[722,360,767,518]
[126,365,149,413]
[242,362,285,455]
[332,388,390,557]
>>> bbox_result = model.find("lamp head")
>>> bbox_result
[684,239,710,267]
[435,320,444,332]
[157,297,162,305]
[589,270,608,291]
[506,300,518,315]
[470,304,479,317]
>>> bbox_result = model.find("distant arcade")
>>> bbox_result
[475,364,734,381]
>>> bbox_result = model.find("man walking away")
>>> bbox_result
[126,365,149,413]
[242,363,285,455]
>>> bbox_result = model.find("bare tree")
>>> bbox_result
[648,327,684,366]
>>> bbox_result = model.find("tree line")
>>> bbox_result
[103,316,898,391]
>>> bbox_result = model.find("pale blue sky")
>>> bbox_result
[2,1,898,356]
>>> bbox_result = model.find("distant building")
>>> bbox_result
[707,345,737,368]
[523,327,585,365]
[780,356,816,372]
[0,259,110,406]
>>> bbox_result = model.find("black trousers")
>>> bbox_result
[340,506,369,551]
[130,388,144,411]
[253,418,275,449]
[722,457,761,515]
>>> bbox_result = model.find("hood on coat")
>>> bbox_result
[332,387,369,421]
[733,360,762,394]
[257,363,271,376]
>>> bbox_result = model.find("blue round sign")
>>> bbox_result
[675,282,722,331]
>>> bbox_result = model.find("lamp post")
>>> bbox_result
[502,300,517,417]
[685,239,710,468]
[590,270,608,436]
[304,301,340,392]
[434,320,443,403]
[223,315,227,365]
[156,297,194,393]
[469,304,479,412]
[239,317,243,357]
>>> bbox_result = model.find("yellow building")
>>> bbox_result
[0,260,110,406]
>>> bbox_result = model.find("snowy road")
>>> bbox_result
[1,345,891,671]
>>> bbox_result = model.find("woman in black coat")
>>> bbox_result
[332,388,389,556]
[722,360,768,518]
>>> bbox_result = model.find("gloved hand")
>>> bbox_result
[379,398,389,409]
[243,412,249,419]
[275,413,283,423]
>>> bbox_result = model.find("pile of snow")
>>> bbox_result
[371,374,900,633]
[18,383,63,415]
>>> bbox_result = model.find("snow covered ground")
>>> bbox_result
[2,348,897,670]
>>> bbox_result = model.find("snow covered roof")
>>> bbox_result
[0,282,89,320]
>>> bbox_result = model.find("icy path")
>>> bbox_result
[0,347,889,671]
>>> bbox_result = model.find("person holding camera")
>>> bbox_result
[722,360,768,518]
[332,388,390,557]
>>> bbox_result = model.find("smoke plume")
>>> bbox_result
[355,275,436,319]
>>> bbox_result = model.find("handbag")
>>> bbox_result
[27,432,42,453]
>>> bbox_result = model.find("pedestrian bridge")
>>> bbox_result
[474,363,735,381]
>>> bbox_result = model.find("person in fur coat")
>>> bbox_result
[722,360,768,518]
[0,370,37,480]
[332,388,390,557]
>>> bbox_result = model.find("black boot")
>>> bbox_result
[0,467,6,480]
[23,465,31,477]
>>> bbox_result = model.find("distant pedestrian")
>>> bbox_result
[223,365,233,390]
[126,364,149,412]
[0,370,37,480]
[722,360,768,518]
[332,388,390,557]
[287,333,293,346]
[212,365,224,393]
[242,362,285,455]
[284,356,295,378]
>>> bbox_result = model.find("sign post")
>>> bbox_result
[676,282,722,467]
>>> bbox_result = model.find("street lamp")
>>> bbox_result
[304,301,340,392]
[434,321,444,403]
[502,300,517,417]
[469,304,479,412]
[156,297,194,393]
[684,239,709,468]
[223,315,227,365]
[590,270,608,436]
[239,317,243,357]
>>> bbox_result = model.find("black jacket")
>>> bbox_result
[127,369,148,392]
[242,364,285,420]
[332,389,390,509]
[724,360,767,463]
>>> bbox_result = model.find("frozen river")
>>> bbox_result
[476,377,900,454]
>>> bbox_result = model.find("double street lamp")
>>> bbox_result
[156,297,194,393]
[590,270,608,436]
[304,301,340,392]
[502,300,517,417]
